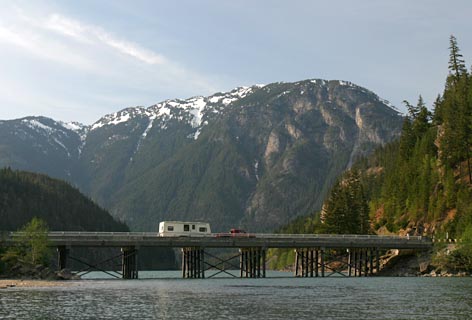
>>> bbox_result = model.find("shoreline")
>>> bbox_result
[0,279,75,289]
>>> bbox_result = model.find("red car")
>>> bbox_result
[215,228,255,238]
[230,228,246,234]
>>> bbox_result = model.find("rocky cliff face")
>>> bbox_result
[0,79,403,232]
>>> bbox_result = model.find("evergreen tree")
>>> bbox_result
[412,96,431,137]
[399,117,414,160]
[321,170,370,234]
[439,36,472,181]
[448,35,467,79]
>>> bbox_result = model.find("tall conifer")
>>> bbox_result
[449,35,467,79]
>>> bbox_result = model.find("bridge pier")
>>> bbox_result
[182,247,205,278]
[57,245,69,270]
[295,247,383,277]
[239,248,266,278]
[295,248,325,277]
[348,248,381,276]
[121,246,138,279]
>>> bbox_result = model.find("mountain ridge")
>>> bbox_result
[0,78,403,232]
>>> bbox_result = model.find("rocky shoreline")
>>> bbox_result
[0,279,76,289]
[0,263,81,283]
[377,249,470,277]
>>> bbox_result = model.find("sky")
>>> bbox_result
[0,0,471,125]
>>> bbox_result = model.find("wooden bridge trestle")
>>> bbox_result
[295,248,382,277]
[2,232,431,279]
[239,248,266,278]
[181,247,267,278]
[56,245,139,279]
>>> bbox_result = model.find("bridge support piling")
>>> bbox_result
[376,248,380,274]
[251,249,256,277]
[353,250,358,276]
[309,250,313,277]
[190,248,194,278]
[359,249,363,277]
[294,248,320,277]
[306,250,309,276]
[57,245,69,270]
[240,249,244,277]
[121,246,138,279]
[182,247,205,278]
[200,248,205,278]
[257,249,262,277]
[239,248,265,278]
[320,248,325,277]
[369,249,374,276]
[182,248,186,278]
[347,249,352,277]
[245,250,249,277]
[295,247,382,278]
[299,250,304,277]
[262,248,266,277]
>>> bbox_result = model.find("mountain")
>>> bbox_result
[0,117,86,181]
[0,79,403,232]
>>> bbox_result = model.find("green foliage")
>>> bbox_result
[446,245,472,272]
[321,170,370,234]
[448,35,467,79]
[2,218,51,267]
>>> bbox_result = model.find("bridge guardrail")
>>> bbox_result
[5,231,428,242]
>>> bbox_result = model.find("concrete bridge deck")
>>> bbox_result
[1,232,432,279]
[2,231,431,249]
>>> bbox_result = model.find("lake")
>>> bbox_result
[1,272,471,319]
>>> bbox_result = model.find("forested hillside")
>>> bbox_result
[0,168,128,231]
[270,36,472,270]
[0,168,176,270]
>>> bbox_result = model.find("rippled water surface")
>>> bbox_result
[1,272,472,319]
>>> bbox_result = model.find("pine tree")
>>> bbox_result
[321,170,370,234]
[449,35,467,79]
[439,36,472,182]
[412,96,431,137]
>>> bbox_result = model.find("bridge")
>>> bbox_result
[1,232,432,279]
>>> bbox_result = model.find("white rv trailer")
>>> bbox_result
[158,221,211,237]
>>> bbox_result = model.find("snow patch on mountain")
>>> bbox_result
[22,119,54,134]
[91,85,266,146]
[90,107,147,131]
[20,118,78,157]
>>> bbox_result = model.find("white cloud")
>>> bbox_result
[0,6,217,87]
[0,24,97,71]
[45,14,89,42]
[0,5,223,123]
[44,14,167,65]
